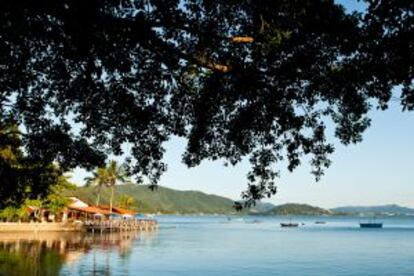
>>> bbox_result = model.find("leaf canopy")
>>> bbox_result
[1,0,412,204]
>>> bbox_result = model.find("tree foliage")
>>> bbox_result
[118,194,136,210]
[0,173,75,221]
[44,174,75,217]
[0,0,412,205]
[86,160,128,212]
[0,123,62,207]
[85,167,111,205]
[0,206,18,222]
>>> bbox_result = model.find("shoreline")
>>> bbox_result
[0,222,84,232]
[0,219,158,232]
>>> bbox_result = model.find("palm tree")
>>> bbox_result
[85,167,109,206]
[86,161,128,213]
[118,194,135,210]
[106,160,128,214]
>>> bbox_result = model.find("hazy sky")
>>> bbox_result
[71,0,414,208]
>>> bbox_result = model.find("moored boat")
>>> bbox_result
[359,222,383,228]
[359,216,383,228]
[281,217,299,228]
[281,223,299,227]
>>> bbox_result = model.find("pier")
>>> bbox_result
[84,219,158,233]
[0,219,158,233]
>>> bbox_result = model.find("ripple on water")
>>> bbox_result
[0,216,413,275]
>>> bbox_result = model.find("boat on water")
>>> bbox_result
[360,222,383,228]
[281,218,299,228]
[280,222,299,227]
[315,221,326,224]
[360,217,383,228]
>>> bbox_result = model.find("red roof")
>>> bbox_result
[68,206,112,215]
[97,205,136,215]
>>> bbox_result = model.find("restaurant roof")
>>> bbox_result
[68,206,112,215]
[97,205,136,215]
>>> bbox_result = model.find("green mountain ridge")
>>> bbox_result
[249,202,277,214]
[66,184,237,214]
[66,184,414,215]
[331,204,414,215]
[266,203,332,216]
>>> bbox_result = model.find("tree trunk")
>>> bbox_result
[96,186,101,206]
[109,185,114,215]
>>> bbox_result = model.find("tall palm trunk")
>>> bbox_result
[109,185,114,214]
[96,186,102,206]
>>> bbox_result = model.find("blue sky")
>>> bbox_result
[71,0,414,208]
[157,102,414,208]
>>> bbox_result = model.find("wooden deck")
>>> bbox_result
[84,219,158,233]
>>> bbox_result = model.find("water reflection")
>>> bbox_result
[0,231,156,276]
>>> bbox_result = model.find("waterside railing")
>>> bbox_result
[84,219,158,232]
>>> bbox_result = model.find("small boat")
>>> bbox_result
[359,223,383,228]
[315,221,326,224]
[281,223,299,228]
[360,217,383,228]
[281,218,299,228]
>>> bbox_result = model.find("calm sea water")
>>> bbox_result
[1,215,413,275]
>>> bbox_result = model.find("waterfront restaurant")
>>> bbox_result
[66,197,137,221]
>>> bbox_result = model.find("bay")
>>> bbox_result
[1,216,413,275]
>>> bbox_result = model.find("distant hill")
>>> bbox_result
[248,202,276,214]
[265,203,332,216]
[331,204,414,215]
[66,185,414,216]
[66,184,238,214]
